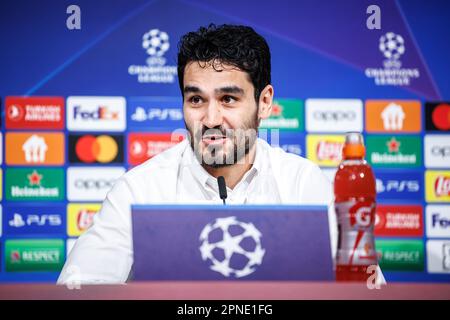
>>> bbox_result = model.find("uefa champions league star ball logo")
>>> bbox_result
[142,29,170,57]
[199,216,265,278]
[379,32,405,61]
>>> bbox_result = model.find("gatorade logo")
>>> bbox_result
[69,134,123,164]
[365,100,421,133]
[425,102,450,132]
[349,201,375,228]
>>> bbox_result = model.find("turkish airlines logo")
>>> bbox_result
[67,96,126,131]
[7,104,25,122]
[305,99,362,132]
[69,134,124,164]
[6,132,64,165]
[67,167,125,201]
[128,133,184,166]
[5,96,65,129]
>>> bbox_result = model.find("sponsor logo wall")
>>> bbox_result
[0,96,449,283]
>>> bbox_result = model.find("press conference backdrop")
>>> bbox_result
[0,0,449,283]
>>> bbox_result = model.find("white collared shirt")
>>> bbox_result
[58,139,384,285]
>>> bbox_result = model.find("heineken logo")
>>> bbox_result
[386,137,400,153]
[367,136,422,168]
[6,168,64,201]
[260,99,303,131]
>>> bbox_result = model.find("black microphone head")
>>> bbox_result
[217,176,227,200]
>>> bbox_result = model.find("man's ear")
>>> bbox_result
[257,84,274,120]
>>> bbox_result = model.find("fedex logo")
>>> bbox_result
[426,205,450,238]
[4,205,66,235]
[73,106,119,120]
[127,97,184,131]
[67,96,126,131]
[375,170,423,201]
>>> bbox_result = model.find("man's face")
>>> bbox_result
[183,61,259,168]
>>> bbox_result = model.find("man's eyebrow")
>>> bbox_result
[183,86,202,94]
[215,86,244,95]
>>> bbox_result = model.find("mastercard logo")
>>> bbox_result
[69,134,123,164]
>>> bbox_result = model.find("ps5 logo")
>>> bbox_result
[131,107,183,122]
[9,213,62,228]
[376,179,420,193]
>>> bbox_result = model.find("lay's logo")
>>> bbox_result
[426,171,450,202]
[306,135,345,167]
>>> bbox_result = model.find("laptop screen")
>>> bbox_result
[131,205,334,281]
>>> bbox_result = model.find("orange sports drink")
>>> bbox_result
[334,132,378,281]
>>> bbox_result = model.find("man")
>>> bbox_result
[58,24,380,284]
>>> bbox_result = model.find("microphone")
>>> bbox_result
[217,176,227,205]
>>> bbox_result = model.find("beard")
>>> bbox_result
[185,111,259,169]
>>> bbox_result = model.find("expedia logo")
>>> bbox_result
[68,134,124,164]
[305,99,362,133]
[67,96,126,131]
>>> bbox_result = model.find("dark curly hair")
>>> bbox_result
[177,24,271,102]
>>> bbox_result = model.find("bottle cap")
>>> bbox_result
[343,132,365,158]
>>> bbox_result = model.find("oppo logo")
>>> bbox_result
[431,146,450,158]
[313,111,356,121]
[74,179,115,190]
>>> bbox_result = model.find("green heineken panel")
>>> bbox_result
[5,168,65,201]
[5,239,65,272]
[366,135,422,168]
[260,99,303,131]
[375,239,424,271]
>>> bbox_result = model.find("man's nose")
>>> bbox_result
[203,102,223,128]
